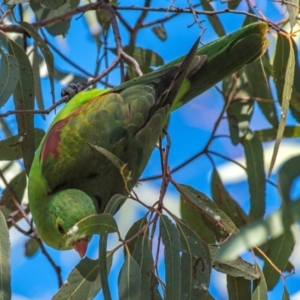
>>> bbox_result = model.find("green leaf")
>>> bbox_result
[174,182,238,235]
[124,216,148,256]
[19,21,55,104]
[282,286,290,300]
[65,214,118,243]
[160,214,181,300]
[0,48,19,107]
[270,34,295,177]
[96,9,111,31]
[201,0,225,37]
[32,43,45,118]
[8,38,35,174]
[180,194,215,243]
[0,171,26,219]
[255,126,300,142]
[263,226,295,290]
[225,96,254,145]
[30,0,80,36]
[53,256,112,300]
[132,232,160,300]
[278,155,300,203]
[0,129,44,160]
[151,25,167,41]
[99,235,111,300]
[252,262,268,299]
[227,276,251,300]
[110,46,164,67]
[215,199,300,261]
[40,0,66,10]
[286,0,298,28]
[244,55,278,127]
[210,246,259,280]
[0,210,11,300]
[227,0,240,9]
[241,131,265,221]
[104,194,127,216]
[24,238,40,257]
[176,221,210,299]
[118,254,141,300]
[211,169,247,228]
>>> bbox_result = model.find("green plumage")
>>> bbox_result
[28,22,269,252]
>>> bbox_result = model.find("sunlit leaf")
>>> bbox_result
[270,34,295,176]
[215,199,300,261]
[53,256,112,300]
[118,254,141,300]
[160,214,181,300]
[0,210,11,300]
[255,126,300,142]
[286,0,299,29]
[241,131,265,221]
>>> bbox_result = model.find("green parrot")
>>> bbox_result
[28,22,269,257]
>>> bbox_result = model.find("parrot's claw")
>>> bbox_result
[61,83,87,100]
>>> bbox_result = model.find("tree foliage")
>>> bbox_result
[0,0,300,299]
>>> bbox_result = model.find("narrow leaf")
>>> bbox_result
[227,276,251,300]
[270,34,295,176]
[53,257,112,300]
[0,49,19,107]
[286,0,298,28]
[118,254,141,300]
[151,25,167,41]
[174,182,238,235]
[104,194,127,216]
[252,262,268,299]
[0,128,44,160]
[132,232,159,300]
[201,0,225,37]
[24,238,40,257]
[176,220,210,299]
[160,214,181,300]
[0,210,11,300]
[210,246,259,280]
[8,38,35,174]
[241,131,265,221]
[180,194,215,243]
[65,214,118,244]
[19,21,55,104]
[211,169,247,228]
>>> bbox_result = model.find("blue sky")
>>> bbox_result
[2,0,300,299]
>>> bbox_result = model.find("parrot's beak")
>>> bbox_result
[73,238,89,258]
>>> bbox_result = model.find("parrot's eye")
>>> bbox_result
[57,223,65,234]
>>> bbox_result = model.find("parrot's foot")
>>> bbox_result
[61,83,87,100]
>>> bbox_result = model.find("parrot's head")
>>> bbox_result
[35,189,97,257]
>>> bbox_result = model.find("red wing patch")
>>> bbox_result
[40,119,66,162]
